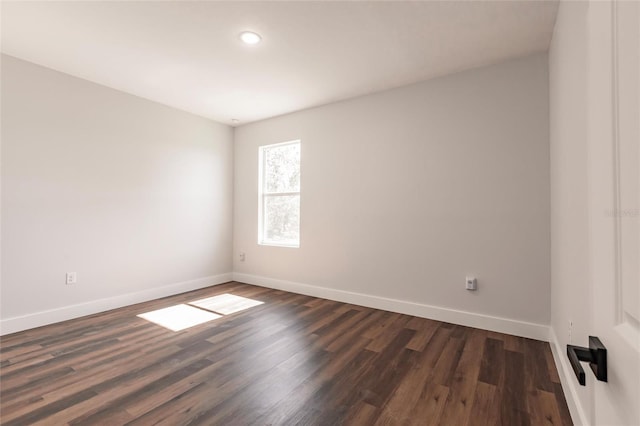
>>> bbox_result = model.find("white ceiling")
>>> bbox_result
[1,1,559,126]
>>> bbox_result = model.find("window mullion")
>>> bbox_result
[263,191,300,197]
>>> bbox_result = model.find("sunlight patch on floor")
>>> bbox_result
[189,293,264,315]
[137,304,222,332]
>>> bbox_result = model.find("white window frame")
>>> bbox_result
[258,140,301,248]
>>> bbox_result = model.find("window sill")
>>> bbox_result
[258,241,300,248]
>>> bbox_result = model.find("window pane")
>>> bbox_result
[264,195,300,245]
[264,143,300,193]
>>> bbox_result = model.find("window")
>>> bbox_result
[259,140,301,247]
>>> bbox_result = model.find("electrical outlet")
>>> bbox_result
[66,272,77,285]
[239,252,246,262]
[465,276,477,291]
[568,320,573,343]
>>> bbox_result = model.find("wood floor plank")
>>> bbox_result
[0,282,573,425]
[325,309,385,353]
[553,382,574,426]
[376,325,452,424]
[468,381,498,426]
[545,344,562,383]
[525,338,555,393]
[405,319,438,352]
[365,314,411,353]
[527,389,565,426]
[26,342,217,425]
[430,334,466,387]
[437,328,485,425]
[343,401,380,425]
[478,337,504,386]
[411,381,450,425]
[501,349,531,426]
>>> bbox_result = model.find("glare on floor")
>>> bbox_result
[137,304,222,332]
[190,293,264,315]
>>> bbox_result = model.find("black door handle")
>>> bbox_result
[567,336,607,386]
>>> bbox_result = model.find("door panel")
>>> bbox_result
[588,1,640,425]
[616,0,640,334]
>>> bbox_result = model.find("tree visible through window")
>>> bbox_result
[259,141,300,247]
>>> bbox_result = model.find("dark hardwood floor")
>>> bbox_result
[0,282,572,425]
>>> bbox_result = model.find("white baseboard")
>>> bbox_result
[232,272,549,341]
[548,327,589,426]
[0,273,233,336]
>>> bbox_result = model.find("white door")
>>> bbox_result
[587,1,640,425]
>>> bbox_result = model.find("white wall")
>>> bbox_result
[548,2,592,424]
[233,54,550,334]
[1,55,234,333]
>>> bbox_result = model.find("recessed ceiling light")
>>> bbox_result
[231,119,239,124]
[239,31,262,45]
